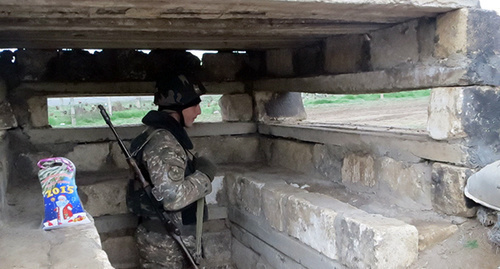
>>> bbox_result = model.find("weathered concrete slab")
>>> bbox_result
[336,211,418,269]
[431,162,476,217]
[371,19,420,70]
[225,168,419,268]
[436,9,500,86]
[79,178,129,217]
[0,101,17,130]
[24,122,256,144]
[0,221,113,269]
[428,86,500,167]
[219,94,253,122]
[416,222,458,251]
[325,34,367,74]
[202,52,248,82]
[193,135,263,164]
[17,81,245,96]
[0,0,479,49]
[259,124,467,166]
[428,87,467,140]
[230,208,344,269]
[254,65,468,94]
[101,236,139,269]
[266,49,294,77]
[341,154,376,188]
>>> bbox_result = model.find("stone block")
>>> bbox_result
[109,142,129,170]
[219,94,253,122]
[66,143,109,172]
[267,139,314,173]
[378,157,432,207]
[193,135,262,164]
[27,96,48,128]
[295,45,323,76]
[261,181,303,232]
[226,174,264,217]
[312,144,343,181]
[231,237,262,269]
[436,9,500,86]
[203,230,232,265]
[284,192,340,260]
[431,162,476,217]
[341,153,376,188]
[94,214,138,235]
[325,34,366,74]
[435,9,468,59]
[427,87,466,140]
[202,52,247,82]
[371,19,419,70]
[16,49,57,81]
[101,236,139,269]
[416,222,458,251]
[266,49,294,77]
[0,101,17,130]
[79,178,129,217]
[429,86,500,167]
[231,224,308,269]
[335,212,418,269]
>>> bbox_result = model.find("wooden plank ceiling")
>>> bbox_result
[0,0,479,50]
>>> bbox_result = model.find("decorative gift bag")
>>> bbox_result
[37,157,90,230]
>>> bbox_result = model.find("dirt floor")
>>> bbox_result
[303,96,429,130]
[303,96,500,269]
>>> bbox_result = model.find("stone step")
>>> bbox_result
[222,166,462,269]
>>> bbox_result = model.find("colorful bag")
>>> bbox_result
[37,157,90,230]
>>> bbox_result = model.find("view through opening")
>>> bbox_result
[47,95,222,128]
[302,89,430,130]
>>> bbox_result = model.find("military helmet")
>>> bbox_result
[465,160,500,211]
[154,73,206,111]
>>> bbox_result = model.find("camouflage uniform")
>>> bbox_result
[130,73,213,268]
[140,127,211,211]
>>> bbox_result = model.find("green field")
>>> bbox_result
[49,89,430,128]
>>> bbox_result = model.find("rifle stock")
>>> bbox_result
[98,105,199,269]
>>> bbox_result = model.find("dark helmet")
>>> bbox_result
[154,73,206,111]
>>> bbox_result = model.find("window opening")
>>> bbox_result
[47,95,222,128]
[302,89,430,130]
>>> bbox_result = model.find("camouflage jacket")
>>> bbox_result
[131,110,212,212]
[141,127,212,211]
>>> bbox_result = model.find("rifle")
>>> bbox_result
[98,105,199,269]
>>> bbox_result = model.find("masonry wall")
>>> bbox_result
[1,7,499,269]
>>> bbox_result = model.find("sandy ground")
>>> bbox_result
[304,96,429,130]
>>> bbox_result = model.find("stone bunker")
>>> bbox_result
[1,1,500,268]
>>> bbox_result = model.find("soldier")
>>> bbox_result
[129,73,216,268]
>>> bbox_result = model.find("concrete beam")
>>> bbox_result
[253,65,467,94]
[24,122,257,145]
[259,124,468,165]
[0,0,479,49]
[17,81,245,95]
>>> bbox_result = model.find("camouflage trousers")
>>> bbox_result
[136,222,196,269]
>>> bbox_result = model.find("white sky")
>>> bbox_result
[480,0,500,13]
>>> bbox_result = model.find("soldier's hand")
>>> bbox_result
[195,156,217,181]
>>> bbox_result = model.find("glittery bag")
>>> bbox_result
[37,157,90,230]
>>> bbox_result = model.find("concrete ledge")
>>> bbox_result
[0,218,113,269]
[25,122,257,145]
[259,123,467,165]
[225,169,419,269]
